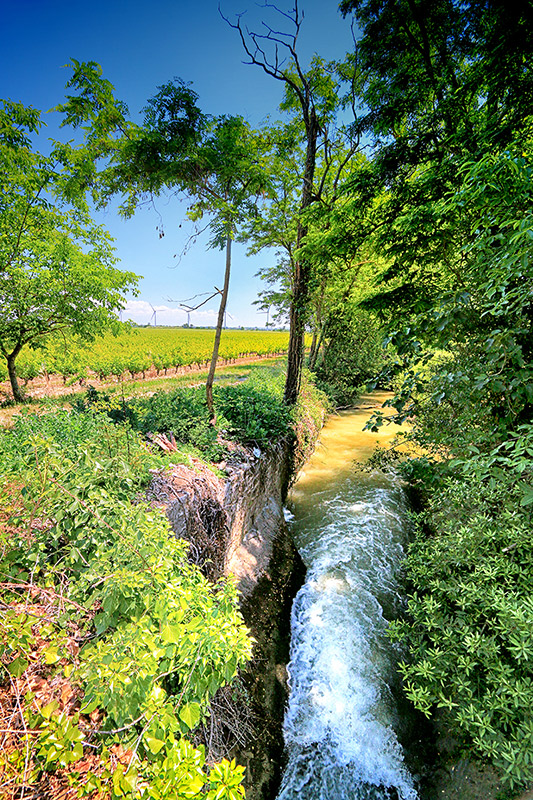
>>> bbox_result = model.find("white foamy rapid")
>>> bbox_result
[277,403,418,800]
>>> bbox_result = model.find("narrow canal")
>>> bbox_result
[277,393,418,800]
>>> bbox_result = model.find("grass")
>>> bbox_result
[0,358,287,428]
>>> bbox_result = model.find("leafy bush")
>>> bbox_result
[133,387,210,438]
[391,451,533,791]
[214,379,293,447]
[0,406,155,492]
[75,368,297,457]
[0,410,252,798]
[313,308,389,405]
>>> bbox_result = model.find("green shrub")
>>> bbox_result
[313,308,389,405]
[1,406,154,491]
[132,388,210,440]
[74,369,297,457]
[0,415,251,798]
[214,381,293,448]
[392,455,533,791]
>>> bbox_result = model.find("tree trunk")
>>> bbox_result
[308,285,326,371]
[308,328,318,369]
[284,254,308,404]
[206,226,232,421]
[284,109,319,405]
[6,346,25,403]
[308,323,326,372]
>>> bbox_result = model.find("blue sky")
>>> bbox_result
[2,0,355,327]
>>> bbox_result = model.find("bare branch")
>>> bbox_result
[182,290,222,312]
[0,582,91,614]
[171,291,214,304]
[167,289,222,313]
[259,1,303,34]
[219,3,307,110]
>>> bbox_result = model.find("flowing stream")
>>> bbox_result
[277,393,418,800]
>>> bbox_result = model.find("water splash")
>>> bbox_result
[277,400,418,800]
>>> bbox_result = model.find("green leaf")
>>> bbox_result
[188,775,205,794]
[145,734,166,755]
[178,702,201,730]
[519,484,533,506]
[44,645,61,664]
[41,700,59,719]
[161,622,183,644]
[7,655,29,677]
[224,657,237,682]
[72,741,84,761]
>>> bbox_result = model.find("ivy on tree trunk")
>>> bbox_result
[206,226,232,420]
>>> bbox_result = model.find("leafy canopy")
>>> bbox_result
[0,98,138,401]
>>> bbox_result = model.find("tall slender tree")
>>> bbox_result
[225,2,360,402]
[58,64,268,417]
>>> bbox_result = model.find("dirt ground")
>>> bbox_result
[426,715,533,800]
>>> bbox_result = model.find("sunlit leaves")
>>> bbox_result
[0,402,251,797]
[0,98,139,401]
[393,459,533,789]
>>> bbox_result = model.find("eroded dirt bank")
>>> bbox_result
[147,438,312,800]
[146,402,532,800]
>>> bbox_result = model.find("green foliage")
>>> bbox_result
[0,404,252,797]
[377,143,533,792]
[26,702,85,769]
[78,541,251,735]
[75,384,225,462]
[0,98,138,403]
[313,308,388,405]
[131,387,213,442]
[0,364,303,794]
[371,142,533,445]
[291,370,330,471]
[332,4,533,788]
[390,460,533,790]
[214,373,293,447]
[75,366,295,456]
[0,407,154,501]
[1,610,66,678]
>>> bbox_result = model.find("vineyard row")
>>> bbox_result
[1,327,291,386]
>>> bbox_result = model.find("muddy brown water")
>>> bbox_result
[277,393,417,799]
[276,393,519,800]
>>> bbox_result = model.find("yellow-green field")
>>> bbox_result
[3,327,291,384]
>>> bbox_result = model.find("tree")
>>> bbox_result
[0,99,138,402]
[58,65,268,418]
[338,0,533,305]
[167,112,269,417]
[335,0,533,426]
[244,114,376,391]
[226,3,361,402]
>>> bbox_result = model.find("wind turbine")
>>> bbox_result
[179,304,193,327]
[149,303,157,326]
